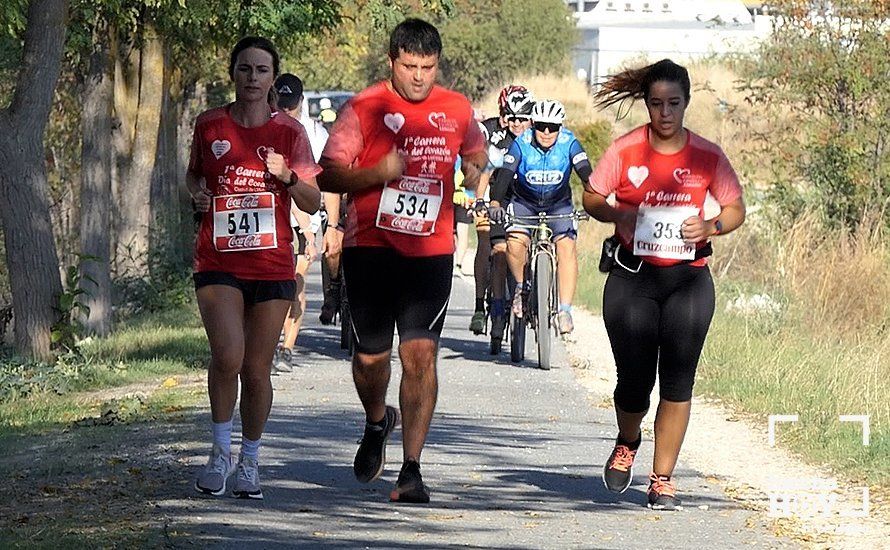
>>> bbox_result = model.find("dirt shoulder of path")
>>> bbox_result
[564,307,888,550]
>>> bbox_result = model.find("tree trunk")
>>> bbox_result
[150,48,179,275]
[79,21,114,336]
[0,0,69,360]
[116,25,163,278]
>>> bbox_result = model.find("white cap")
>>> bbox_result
[319,97,332,110]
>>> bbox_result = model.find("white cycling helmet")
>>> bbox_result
[531,99,566,124]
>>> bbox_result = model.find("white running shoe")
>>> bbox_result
[194,444,235,496]
[232,455,263,499]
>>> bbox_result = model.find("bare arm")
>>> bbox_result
[582,190,635,236]
[186,170,211,212]
[681,197,746,243]
[460,149,488,191]
[287,174,321,214]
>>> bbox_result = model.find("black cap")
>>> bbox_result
[275,73,303,110]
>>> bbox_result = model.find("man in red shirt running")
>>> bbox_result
[319,18,487,504]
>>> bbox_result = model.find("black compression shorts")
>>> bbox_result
[602,262,715,412]
[342,247,452,354]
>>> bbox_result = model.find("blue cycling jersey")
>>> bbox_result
[502,128,587,206]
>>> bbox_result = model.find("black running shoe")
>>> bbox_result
[353,405,399,483]
[389,459,430,504]
[602,439,639,494]
[647,472,682,511]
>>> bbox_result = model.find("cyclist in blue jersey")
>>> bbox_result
[489,100,593,334]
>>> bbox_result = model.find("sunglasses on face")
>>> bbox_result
[534,122,561,133]
[506,116,530,123]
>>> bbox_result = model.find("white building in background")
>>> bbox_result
[566,0,771,83]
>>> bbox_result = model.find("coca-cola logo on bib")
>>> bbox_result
[227,234,264,249]
[398,180,431,194]
[225,195,260,209]
[391,217,425,232]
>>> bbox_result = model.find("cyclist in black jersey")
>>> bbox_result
[469,86,534,348]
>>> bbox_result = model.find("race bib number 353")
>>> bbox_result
[213,192,277,252]
[633,205,699,260]
[376,176,443,236]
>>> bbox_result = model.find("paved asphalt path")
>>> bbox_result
[163,262,794,549]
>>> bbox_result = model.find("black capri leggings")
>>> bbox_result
[602,262,715,413]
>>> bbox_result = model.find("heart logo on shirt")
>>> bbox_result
[627,165,649,188]
[256,146,275,161]
[673,168,691,184]
[384,112,405,134]
[211,140,231,160]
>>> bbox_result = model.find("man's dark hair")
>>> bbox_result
[388,18,442,60]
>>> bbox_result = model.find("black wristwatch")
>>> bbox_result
[284,171,298,189]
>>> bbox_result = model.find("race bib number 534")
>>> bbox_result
[633,205,699,260]
[213,192,277,252]
[376,176,443,236]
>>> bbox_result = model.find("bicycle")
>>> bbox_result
[505,210,589,370]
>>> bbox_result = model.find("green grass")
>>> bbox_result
[577,244,607,313]
[699,305,889,487]
[0,303,207,436]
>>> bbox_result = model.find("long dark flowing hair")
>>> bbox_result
[593,59,691,115]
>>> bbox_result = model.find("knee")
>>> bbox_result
[210,347,243,378]
[399,340,437,378]
[353,351,390,372]
[614,384,651,414]
[659,372,696,403]
[240,365,271,388]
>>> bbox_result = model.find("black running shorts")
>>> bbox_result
[342,247,452,354]
[193,271,296,304]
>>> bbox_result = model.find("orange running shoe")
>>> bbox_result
[647,472,681,510]
[602,440,638,493]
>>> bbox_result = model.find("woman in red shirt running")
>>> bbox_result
[583,59,745,510]
[186,37,321,499]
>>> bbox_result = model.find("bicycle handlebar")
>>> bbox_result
[505,210,590,225]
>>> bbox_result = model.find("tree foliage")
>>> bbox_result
[291,0,577,100]
[741,0,890,229]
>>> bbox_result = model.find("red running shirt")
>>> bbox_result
[188,105,321,280]
[589,125,742,267]
[322,82,485,257]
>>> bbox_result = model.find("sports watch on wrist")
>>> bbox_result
[284,171,298,189]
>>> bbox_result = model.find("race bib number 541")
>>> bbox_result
[633,205,699,260]
[213,192,277,252]
[376,176,443,236]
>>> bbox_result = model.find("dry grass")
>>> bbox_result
[713,212,890,337]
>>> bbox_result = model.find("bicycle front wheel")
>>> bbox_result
[535,252,552,370]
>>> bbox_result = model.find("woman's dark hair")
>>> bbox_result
[228,36,280,79]
[593,59,691,112]
[388,18,442,60]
